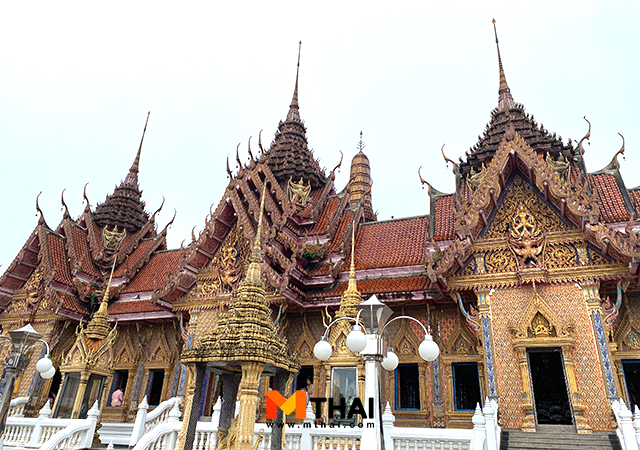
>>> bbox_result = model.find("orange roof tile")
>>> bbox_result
[355,216,429,270]
[59,292,88,315]
[307,197,341,234]
[591,174,630,222]
[47,233,74,285]
[121,249,183,294]
[629,189,640,214]
[433,195,455,241]
[298,188,324,218]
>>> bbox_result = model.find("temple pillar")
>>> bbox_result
[176,362,206,450]
[71,372,90,419]
[235,362,264,450]
[474,288,498,399]
[219,373,241,431]
[270,372,289,450]
[581,281,619,398]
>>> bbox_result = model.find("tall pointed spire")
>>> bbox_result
[492,19,515,111]
[286,41,302,122]
[124,111,150,187]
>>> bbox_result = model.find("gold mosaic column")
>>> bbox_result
[235,362,264,450]
[71,372,90,419]
[176,363,202,450]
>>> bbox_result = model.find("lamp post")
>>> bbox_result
[0,324,56,439]
[314,295,439,450]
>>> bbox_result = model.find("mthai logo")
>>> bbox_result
[266,390,307,419]
[266,390,376,421]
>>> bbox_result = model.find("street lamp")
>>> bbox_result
[314,295,439,450]
[0,324,56,438]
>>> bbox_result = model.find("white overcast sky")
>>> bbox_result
[0,1,638,269]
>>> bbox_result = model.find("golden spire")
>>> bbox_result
[244,183,268,285]
[492,19,515,111]
[286,42,302,121]
[85,254,117,340]
[337,219,361,317]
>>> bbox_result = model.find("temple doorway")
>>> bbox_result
[528,348,572,425]
[622,360,640,408]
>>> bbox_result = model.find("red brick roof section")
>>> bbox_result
[107,300,165,315]
[71,226,100,277]
[114,239,156,277]
[59,291,89,315]
[355,216,429,270]
[629,190,640,215]
[433,195,455,241]
[121,249,183,294]
[329,210,354,253]
[310,275,429,298]
[591,174,631,222]
[47,233,74,286]
[298,188,324,218]
[307,197,341,235]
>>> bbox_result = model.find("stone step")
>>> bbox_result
[500,429,622,450]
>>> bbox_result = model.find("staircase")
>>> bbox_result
[500,425,622,450]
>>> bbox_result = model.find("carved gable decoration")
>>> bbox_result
[485,175,568,238]
[197,226,250,296]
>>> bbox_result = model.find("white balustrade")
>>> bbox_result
[613,398,639,450]
[129,396,183,447]
[8,397,29,418]
[130,398,501,450]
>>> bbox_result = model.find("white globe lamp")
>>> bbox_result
[314,338,333,361]
[36,356,53,374]
[346,325,367,353]
[41,367,56,380]
[419,336,440,362]
[382,349,399,371]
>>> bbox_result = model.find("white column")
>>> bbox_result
[360,334,383,450]
[129,396,149,447]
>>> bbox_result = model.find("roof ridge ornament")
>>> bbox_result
[286,41,302,122]
[492,19,516,111]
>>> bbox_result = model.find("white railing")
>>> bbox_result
[2,400,99,450]
[133,397,500,450]
[132,400,182,450]
[612,398,640,450]
[129,396,183,447]
[8,397,29,418]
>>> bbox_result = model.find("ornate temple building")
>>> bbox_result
[1,26,639,442]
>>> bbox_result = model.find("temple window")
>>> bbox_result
[54,372,81,418]
[395,364,420,410]
[146,369,165,407]
[452,362,482,411]
[296,365,314,393]
[330,367,357,421]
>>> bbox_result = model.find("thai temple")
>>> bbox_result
[0,22,639,450]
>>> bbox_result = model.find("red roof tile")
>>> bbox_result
[629,190,640,215]
[310,275,429,298]
[433,195,455,241]
[590,174,630,222]
[329,211,354,253]
[108,300,165,314]
[355,216,429,270]
[71,226,100,277]
[298,188,324,218]
[114,239,156,277]
[307,197,341,235]
[47,233,74,285]
[59,292,88,314]
[121,249,183,294]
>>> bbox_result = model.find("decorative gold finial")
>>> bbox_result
[577,116,591,155]
[248,136,254,161]
[337,216,361,318]
[492,19,515,111]
[83,182,91,213]
[613,133,626,168]
[124,112,150,186]
[244,183,268,285]
[85,249,119,340]
[287,42,302,121]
